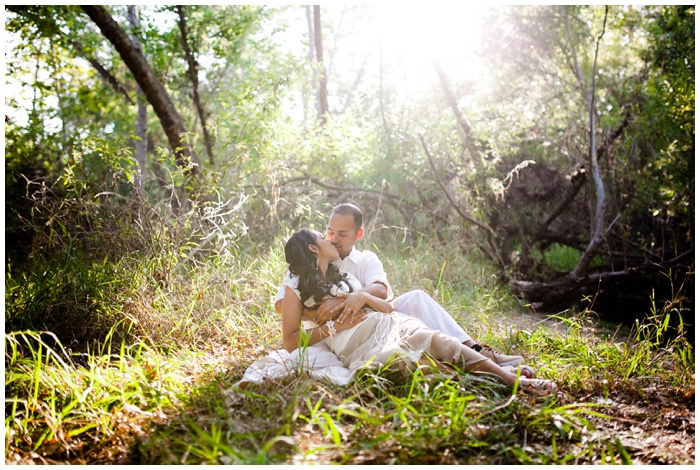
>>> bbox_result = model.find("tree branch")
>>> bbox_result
[177,5,215,165]
[536,108,631,237]
[69,39,134,104]
[431,58,481,168]
[419,134,504,267]
[340,53,369,114]
[512,248,693,300]
[81,5,200,177]
[126,6,147,195]
[313,5,328,124]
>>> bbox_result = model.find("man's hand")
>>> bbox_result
[335,292,370,324]
[307,297,344,324]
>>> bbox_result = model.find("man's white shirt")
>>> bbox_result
[274,247,394,305]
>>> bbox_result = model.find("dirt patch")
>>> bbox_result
[505,310,695,465]
[585,388,695,464]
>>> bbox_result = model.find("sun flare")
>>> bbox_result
[372,4,490,88]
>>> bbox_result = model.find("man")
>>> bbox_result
[274,203,531,375]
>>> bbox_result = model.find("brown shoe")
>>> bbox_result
[473,344,525,367]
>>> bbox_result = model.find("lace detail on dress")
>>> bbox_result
[367,313,399,352]
[304,281,352,308]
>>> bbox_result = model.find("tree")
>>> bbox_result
[568,6,609,278]
[127,5,148,194]
[313,5,329,124]
[407,5,694,313]
[81,5,200,177]
[176,5,215,165]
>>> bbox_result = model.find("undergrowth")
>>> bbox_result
[4,185,695,464]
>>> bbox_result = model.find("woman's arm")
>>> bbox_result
[281,286,367,352]
[338,291,394,314]
[313,281,388,324]
[282,286,316,352]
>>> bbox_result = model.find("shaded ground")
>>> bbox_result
[586,385,695,465]
[506,310,695,465]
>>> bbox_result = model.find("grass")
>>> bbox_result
[525,243,606,272]
[4,223,695,464]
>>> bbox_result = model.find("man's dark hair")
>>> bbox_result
[331,203,363,230]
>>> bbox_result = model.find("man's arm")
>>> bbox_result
[361,281,388,299]
[335,282,387,324]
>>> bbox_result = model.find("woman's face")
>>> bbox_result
[311,230,340,263]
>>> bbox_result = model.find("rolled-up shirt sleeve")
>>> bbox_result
[355,251,394,301]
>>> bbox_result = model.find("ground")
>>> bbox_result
[508,309,695,465]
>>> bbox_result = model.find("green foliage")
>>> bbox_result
[526,244,605,272]
[4,5,695,465]
[629,5,694,235]
[5,331,195,464]
[6,6,136,159]
[5,216,694,463]
[5,140,253,348]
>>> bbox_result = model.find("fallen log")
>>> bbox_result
[510,249,693,311]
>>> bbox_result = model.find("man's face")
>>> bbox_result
[326,213,363,260]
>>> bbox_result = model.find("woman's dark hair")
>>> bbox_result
[284,228,352,307]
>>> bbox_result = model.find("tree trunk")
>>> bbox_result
[176,5,215,166]
[81,5,199,177]
[432,58,482,169]
[304,5,315,128]
[127,6,147,195]
[569,7,609,278]
[313,5,328,124]
[341,53,369,114]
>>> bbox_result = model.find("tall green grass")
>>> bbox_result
[5,198,694,464]
[5,330,190,463]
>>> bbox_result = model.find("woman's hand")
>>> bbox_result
[332,307,367,332]
[335,292,370,324]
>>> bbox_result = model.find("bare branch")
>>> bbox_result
[340,53,369,114]
[313,5,328,124]
[126,6,147,195]
[571,6,609,279]
[419,134,493,234]
[419,134,506,268]
[431,58,481,167]
[177,5,215,166]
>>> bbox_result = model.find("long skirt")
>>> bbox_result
[327,310,488,375]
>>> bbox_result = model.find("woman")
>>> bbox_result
[281,228,557,395]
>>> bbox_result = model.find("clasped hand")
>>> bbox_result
[307,292,368,325]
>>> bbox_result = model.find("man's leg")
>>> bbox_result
[391,290,473,343]
[392,290,531,374]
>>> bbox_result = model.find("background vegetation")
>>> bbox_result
[5,5,694,464]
